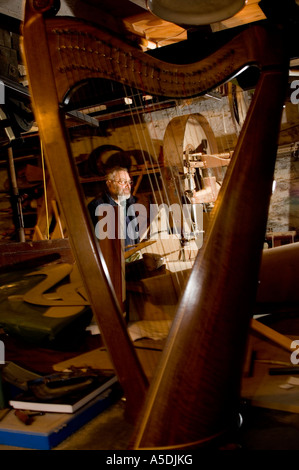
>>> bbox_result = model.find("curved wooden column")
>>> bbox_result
[132,65,289,449]
[21,1,149,423]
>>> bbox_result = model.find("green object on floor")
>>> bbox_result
[0,268,92,349]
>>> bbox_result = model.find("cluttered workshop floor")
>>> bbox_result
[0,330,163,450]
[0,398,134,450]
[2,312,299,450]
[239,311,299,450]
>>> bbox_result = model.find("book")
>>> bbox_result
[9,374,118,413]
[0,386,120,449]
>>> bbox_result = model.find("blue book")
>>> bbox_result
[0,385,119,450]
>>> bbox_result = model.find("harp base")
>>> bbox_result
[132,412,244,450]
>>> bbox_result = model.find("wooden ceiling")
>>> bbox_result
[122,0,267,49]
[57,0,299,67]
[0,0,298,58]
[0,0,298,154]
[62,0,267,49]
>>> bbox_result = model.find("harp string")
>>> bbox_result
[111,56,186,351]
[110,53,240,352]
[55,22,246,366]
[124,64,200,269]
[35,9,252,383]
[54,31,155,385]
[22,3,289,439]
[54,28,179,378]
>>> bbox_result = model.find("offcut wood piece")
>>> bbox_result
[251,318,294,352]
[242,328,299,414]
[53,340,163,382]
[33,178,66,241]
[0,239,74,269]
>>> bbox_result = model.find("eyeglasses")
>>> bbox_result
[111,179,133,186]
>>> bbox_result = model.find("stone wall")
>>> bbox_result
[1,86,299,241]
[267,149,299,234]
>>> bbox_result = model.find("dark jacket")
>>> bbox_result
[88,192,140,248]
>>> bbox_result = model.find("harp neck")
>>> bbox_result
[22,0,290,438]
[24,4,285,104]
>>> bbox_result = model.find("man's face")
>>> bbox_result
[106,170,132,201]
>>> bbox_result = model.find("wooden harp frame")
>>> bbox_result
[21,0,289,447]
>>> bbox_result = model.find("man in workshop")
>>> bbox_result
[88,165,140,250]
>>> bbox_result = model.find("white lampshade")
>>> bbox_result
[147,0,246,25]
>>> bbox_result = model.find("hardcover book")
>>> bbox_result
[0,386,120,449]
[9,375,118,413]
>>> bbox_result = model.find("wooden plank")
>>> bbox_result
[242,333,299,414]
[0,239,74,269]
[251,319,293,352]
[53,345,162,382]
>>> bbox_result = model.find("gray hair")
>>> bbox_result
[106,166,129,181]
